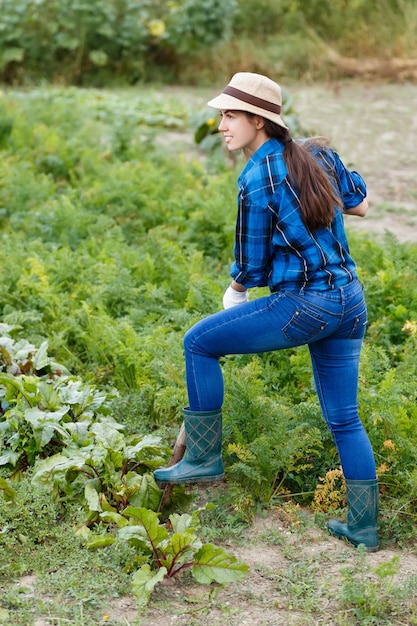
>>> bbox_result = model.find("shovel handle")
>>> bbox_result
[166,422,186,467]
[157,422,186,511]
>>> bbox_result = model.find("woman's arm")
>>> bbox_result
[343,198,368,217]
[230,198,274,288]
[231,280,247,292]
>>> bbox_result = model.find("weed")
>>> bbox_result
[0,481,133,624]
[273,559,326,612]
[336,545,417,624]
[313,469,346,512]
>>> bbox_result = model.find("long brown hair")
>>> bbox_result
[254,116,342,231]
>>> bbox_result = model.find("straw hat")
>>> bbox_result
[207,72,288,129]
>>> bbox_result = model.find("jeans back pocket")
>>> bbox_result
[282,305,328,343]
[347,302,368,339]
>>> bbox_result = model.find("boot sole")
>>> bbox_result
[156,473,224,486]
[328,528,379,552]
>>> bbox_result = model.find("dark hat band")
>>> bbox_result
[223,85,281,114]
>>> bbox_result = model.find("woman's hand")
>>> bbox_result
[223,283,249,309]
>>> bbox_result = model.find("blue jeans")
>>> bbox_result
[183,279,376,480]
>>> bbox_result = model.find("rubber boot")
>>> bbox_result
[154,408,224,484]
[327,478,379,551]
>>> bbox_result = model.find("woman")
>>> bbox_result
[154,72,379,551]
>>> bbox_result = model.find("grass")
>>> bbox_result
[374,202,417,216]
[0,479,134,625]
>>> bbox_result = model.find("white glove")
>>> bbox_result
[223,285,249,309]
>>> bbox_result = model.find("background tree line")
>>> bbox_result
[0,0,416,86]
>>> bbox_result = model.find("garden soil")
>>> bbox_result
[109,485,417,626]
[31,81,417,626]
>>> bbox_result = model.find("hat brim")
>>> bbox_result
[207,93,288,129]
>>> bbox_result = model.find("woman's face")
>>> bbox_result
[218,110,267,153]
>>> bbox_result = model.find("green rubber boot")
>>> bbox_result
[327,478,379,552]
[154,408,224,484]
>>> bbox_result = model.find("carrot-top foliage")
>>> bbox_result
[0,87,417,615]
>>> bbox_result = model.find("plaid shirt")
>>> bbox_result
[231,138,367,292]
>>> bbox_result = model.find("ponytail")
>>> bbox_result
[262,120,342,231]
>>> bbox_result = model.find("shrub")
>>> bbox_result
[0,0,237,84]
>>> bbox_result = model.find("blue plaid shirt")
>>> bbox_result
[231,138,367,292]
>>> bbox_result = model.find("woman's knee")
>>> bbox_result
[184,319,206,354]
[183,326,195,353]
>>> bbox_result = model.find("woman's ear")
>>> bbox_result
[254,116,265,130]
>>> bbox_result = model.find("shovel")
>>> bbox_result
[157,422,186,511]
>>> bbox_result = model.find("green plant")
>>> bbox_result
[273,558,326,612]
[1,0,416,85]
[0,329,120,472]
[0,479,135,624]
[0,327,174,524]
[221,358,325,512]
[0,0,237,84]
[337,545,409,623]
[87,505,249,606]
[31,428,167,524]
[1,85,417,549]
[0,476,16,501]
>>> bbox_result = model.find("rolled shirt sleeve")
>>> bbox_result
[323,149,367,209]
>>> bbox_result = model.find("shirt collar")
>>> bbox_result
[238,138,283,185]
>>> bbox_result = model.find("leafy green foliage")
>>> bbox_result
[87,506,248,605]
[0,0,414,86]
[0,476,16,501]
[0,478,135,623]
[338,545,406,622]
[0,326,119,470]
[0,0,237,83]
[31,430,166,521]
[0,85,416,556]
[0,326,172,525]
[0,326,247,606]
[220,357,326,514]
